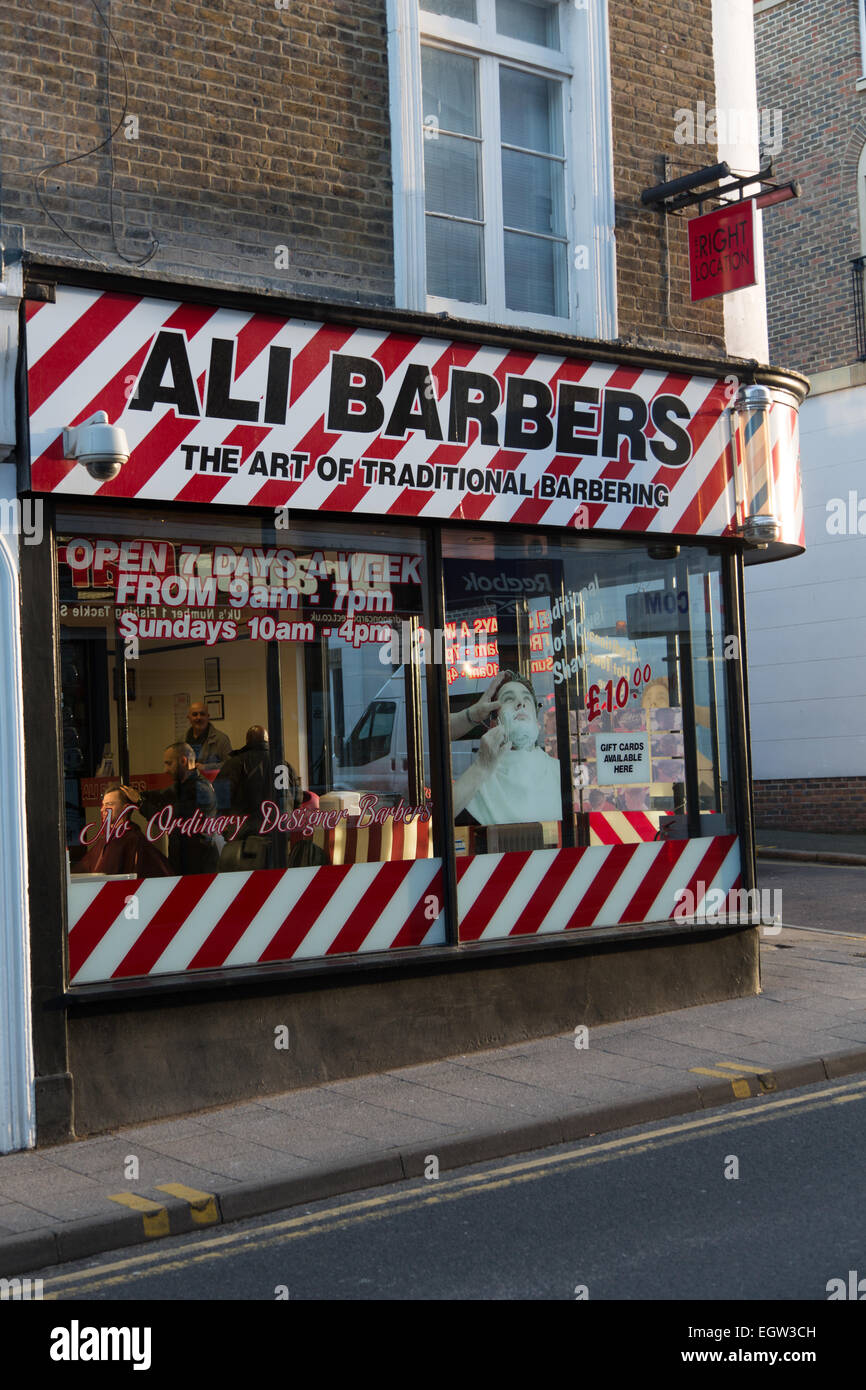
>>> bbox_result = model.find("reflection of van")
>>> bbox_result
[334,668,477,798]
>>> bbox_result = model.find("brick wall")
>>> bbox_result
[753,776,866,832]
[754,0,866,374]
[0,0,394,305]
[0,0,728,354]
[609,0,725,356]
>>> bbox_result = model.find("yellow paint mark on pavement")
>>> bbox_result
[690,1063,777,1096]
[155,1183,218,1226]
[107,1192,169,1239]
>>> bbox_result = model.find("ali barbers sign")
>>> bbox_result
[26,285,741,537]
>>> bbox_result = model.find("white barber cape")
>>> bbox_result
[466,746,562,826]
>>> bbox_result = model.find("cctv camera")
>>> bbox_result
[63,411,130,481]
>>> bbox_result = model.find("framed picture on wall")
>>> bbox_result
[206,694,224,722]
[204,657,221,693]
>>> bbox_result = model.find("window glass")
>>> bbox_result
[422,46,485,303]
[688,565,733,824]
[425,135,482,220]
[443,533,564,854]
[57,510,436,883]
[421,0,477,20]
[503,230,567,315]
[500,67,563,156]
[496,0,559,48]
[500,67,567,315]
[502,150,565,236]
[422,46,479,136]
[442,532,735,855]
[427,218,486,303]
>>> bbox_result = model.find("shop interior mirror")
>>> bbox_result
[62,410,130,481]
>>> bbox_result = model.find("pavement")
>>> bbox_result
[756,828,866,864]
[2,913,866,1280]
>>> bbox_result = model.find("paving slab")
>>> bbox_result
[259,1090,465,1143]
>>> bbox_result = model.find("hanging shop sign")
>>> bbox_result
[688,199,758,302]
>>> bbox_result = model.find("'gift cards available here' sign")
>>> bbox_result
[688,200,757,301]
[596,735,651,785]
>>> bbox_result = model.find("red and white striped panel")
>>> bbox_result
[67,858,445,984]
[22,285,807,545]
[306,818,432,864]
[588,810,669,844]
[456,835,741,940]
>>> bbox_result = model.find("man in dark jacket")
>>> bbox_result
[215,725,299,836]
[122,742,219,875]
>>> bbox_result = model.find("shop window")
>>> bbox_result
[389,0,616,335]
[55,503,740,979]
[442,532,736,868]
[57,508,441,975]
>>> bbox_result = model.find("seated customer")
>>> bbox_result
[72,787,172,877]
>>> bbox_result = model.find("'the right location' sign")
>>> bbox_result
[688,199,757,301]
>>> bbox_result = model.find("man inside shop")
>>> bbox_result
[121,742,220,874]
[452,675,562,826]
[185,699,232,769]
[215,724,302,833]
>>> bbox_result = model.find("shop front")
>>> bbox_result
[17,267,807,1138]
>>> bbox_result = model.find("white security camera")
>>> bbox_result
[62,411,130,481]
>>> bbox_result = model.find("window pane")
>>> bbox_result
[422,45,479,136]
[504,230,567,315]
[688,567,733,820]
[496,0,559,48]
[427,215,485,302]
[502,149,564,235]
[57,508,436,883]
[500,66,563,155]
[425,132,482,219]
[443,535,564,854]
[421,0,477,20]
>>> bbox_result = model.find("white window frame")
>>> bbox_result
[387,0,616,338]
[859,0,866,85]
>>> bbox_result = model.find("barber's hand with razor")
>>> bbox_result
[476,722,512,771]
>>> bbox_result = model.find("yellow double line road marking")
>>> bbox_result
[46,1076,866,1298]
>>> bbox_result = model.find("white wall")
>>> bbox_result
[712,0,770,363]
[745,382,866,778]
